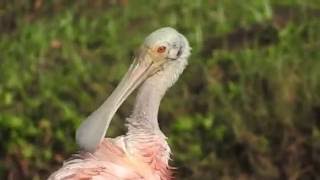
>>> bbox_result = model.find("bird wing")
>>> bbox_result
[48,139,143,180]
[48,159,143,180]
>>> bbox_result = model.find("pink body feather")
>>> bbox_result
[49,136,172,180]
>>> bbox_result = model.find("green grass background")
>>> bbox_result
[0,0,320,179]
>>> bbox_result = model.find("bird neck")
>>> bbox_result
[125,75,172,175]
[126,75,168,132]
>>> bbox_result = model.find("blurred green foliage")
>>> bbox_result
[0,0,320,179]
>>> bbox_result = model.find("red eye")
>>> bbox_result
[157,46,166,53]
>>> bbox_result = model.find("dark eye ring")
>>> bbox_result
[157,46,166,53]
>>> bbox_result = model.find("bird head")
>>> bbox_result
[123,27,191,91]
[76,27,191,152]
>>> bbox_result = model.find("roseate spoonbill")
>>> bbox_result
[49,27,191,180]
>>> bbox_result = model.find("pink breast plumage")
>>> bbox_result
[48,138,173,180]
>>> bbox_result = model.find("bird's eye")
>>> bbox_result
[157,46,167,53]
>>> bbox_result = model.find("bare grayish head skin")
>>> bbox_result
[76,27,191,152]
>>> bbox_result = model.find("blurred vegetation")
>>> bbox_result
[0,0,320,179]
